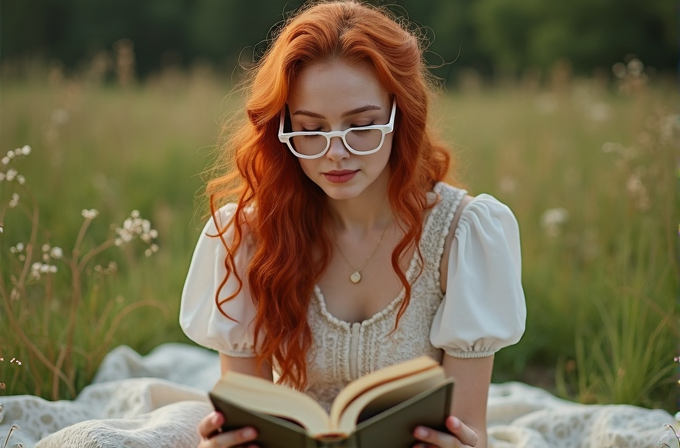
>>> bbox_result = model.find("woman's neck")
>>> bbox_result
[326,176,393,235]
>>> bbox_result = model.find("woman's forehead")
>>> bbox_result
[288,59,389,113]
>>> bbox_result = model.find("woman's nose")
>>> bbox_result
[326,136,350,161]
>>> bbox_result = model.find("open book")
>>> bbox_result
[209,356,455,448]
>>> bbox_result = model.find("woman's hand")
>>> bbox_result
[197,411,259,448]
[413,416,479,448]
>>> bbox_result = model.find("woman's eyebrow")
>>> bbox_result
[292,104,382,118]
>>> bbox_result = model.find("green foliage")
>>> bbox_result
[1,0,676,79]
[472,0,677,74]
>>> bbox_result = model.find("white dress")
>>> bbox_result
[180,183,526,411]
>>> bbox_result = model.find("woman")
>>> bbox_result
[180,1,526,447]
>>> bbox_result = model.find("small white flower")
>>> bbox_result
[42,244,50,252]
[115,238,123,246]
[48,265,57,273]
[0,172,5,181]
[145,248,153,257]
[21,145,31,155]
[31,262,41,272]
[50,247,63,259]
[6,169,17,181]
[9,193,19,208]
[42,253,50,262]
[40,264,49,273]
[7,150,14,159]
[131,210,140,218]
[17,175,25,185]
[81,209,99,220]
[149,229,158,239]
[16,243,24,252]
[2,156,9,165]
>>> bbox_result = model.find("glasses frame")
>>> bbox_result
[277,99,397,159]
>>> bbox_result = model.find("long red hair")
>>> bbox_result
[206,0,452,390]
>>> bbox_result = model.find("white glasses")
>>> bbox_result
[278,99,396,159]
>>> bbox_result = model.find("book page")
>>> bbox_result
[335,368,446,433]
[212,371,330,434]
[329,356,440,425]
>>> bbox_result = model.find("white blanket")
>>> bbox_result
[0,343,676,448]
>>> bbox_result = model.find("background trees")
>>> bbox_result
[2,0,676,83]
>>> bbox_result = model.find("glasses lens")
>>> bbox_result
[291,134,327,156]
[290,128,384,156]
[346,129,383,152]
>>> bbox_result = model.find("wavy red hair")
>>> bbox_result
[206,0,453,390]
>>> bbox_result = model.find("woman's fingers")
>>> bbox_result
[445,416,478,447]
[412,415,478,448]
[207,428,258,447]
[197,412,258,448]
[198,412,224,439]
[413,426,469,448]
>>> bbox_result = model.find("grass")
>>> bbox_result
[0,60,677,413]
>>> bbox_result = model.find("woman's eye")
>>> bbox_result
[301,127,323,132]
[351,122,375,128]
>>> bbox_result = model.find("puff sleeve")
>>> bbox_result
[430,194,526,358]
[179,204,258,357]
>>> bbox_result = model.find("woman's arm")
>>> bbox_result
[219,354,273,379]
[413,354,493,448]
[196,355,272,448]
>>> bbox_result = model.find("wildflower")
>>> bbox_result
[16,243,24,252]
[81,209,99,220]
[17,174,25,184]
[7,150,14,159]
[540,208,569,238]
[9,193,19,208]
[2,156,9,165]
[31,262,57,279]
[21,145,31,155]
[5,169,17,181]
[50,247,63,259]
[113,210,159,252]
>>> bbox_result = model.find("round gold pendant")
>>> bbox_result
[350,271,362,284]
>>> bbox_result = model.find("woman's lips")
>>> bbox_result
[323,170,358,183]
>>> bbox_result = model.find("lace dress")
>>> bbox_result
[180,182,526,411]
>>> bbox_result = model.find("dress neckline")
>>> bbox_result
[313,183,447,329]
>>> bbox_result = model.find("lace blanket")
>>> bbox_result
[1,343,675,448]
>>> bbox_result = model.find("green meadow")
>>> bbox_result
[1,62,677,411]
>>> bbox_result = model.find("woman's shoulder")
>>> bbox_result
[203,203,256,234]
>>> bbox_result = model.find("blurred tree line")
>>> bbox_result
[1,0,676,83]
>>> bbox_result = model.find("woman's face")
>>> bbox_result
[287,58,393,202]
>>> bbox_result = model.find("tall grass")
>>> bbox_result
[0,60,677,411]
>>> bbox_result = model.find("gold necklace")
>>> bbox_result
[333,219,392,284]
